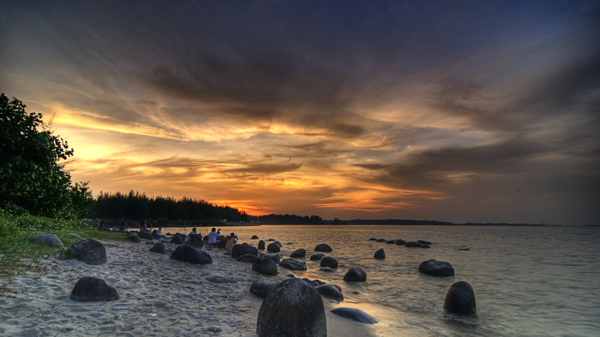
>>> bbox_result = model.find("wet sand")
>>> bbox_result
[0,239,381,336]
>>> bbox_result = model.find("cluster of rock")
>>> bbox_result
[369,237,432,248]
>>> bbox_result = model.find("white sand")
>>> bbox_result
[0,239,381,336]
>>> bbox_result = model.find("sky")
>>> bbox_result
[1,0,599,225]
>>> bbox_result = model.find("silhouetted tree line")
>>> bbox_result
[87,191,249,222]
[344,219,454,225]
[250,214,323,224]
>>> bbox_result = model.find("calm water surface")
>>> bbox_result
[163,225,600,336]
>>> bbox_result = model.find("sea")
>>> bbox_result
[162,225,600,337]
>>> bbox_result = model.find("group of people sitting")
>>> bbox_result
[186,227,238,252]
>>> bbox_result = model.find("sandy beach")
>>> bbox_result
[0,238,381,337]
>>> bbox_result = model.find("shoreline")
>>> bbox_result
[0,237,384,336]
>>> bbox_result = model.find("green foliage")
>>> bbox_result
[0,94,93,218]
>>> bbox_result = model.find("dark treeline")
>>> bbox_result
[250,214,323,224]
[87,191,249,223]
[345,219,454,225]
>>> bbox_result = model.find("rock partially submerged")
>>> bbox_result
[64,239,107,265]
[320,256,338,268]
[314,243,332,252]
[343,267,367,282]
[170,245,212,265]
[290,248,306,258]
[405,241,421,247]
[330,308,377,324]
[267,242,280,253]
[29,234,63,248]
[444,281,476,315]
[418,259,454,277]
[310,254,325,261]
[280,258,307,271]
[258,240,266,250]
[394,239,407,245]
[256,278,326,337]
[374,248,385,259]
[70,276,119,302]
[316,284,344,301]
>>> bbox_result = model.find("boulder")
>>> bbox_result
[444,281,476,315]
[310,254,325,261]
[149,242,166,254]
[252,256,278,275]
[170,245,212,265]
[267,238,276,241]
[273,241,283,247]
[267,242,281,253]
[280,258,307,271]
[418,259,454,277]
[405,241,422,247]
[316,284,344,301]
[170,235,184,244]
[217,236,227,249]
[70,276,119,302]
[252,235,259,239]
[265,253,282,264]
[64,239,107,265]
[126,232,141,243]
[250,278,282,298]
[232,243,259,258]
[368,238,377,241]
[330,308,377,324]
[68,233,83,240]
[138,232,154,240]
[320,256,338,268]
[314,243,332,252]
[417,240,432,245]
[29,234,63,248]
[290,248,306,258]
[258,240,266,250]
[343,267,367,282]
[385,240,396,244]
[302,278,320,287]
[187,237,204,249]
[237,254,260,263]
[394,239,407,245]
[256,278,326,337]
[376,239,386,242]
[374,248,385,259]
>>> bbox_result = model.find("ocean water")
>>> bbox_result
[164,225,600,336]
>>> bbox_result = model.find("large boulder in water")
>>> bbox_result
[170,245,212,265]
[256,278,326,337]
[330,308,377,324]
[385,240,396,244]
[126,232,140,243]
[444,281,476,315]
[280,258,307,271]
[64,239,107,265]
[138,232,154,240]
[376,238,386,242]
[250,278,282,298]
[343,267,367,282]
[149,242,166,254]
[314,243,332,252]
[374,248,385,259]
[320,256,338,268]
[70,276,119,302]
[316,284,344,301]
[252,256,278,275]
[418,259,454,277]
[394,239,407,245]
[170,235,184,244]
[258,240,266,250]
[232,243,259,258]
[405,241,421,247]
[29,234,63,248]
[252,235,259,239]
[267,242,281,253]
[290,248,306,258]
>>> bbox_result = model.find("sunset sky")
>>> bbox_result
[2,1,599,225]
